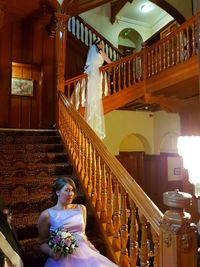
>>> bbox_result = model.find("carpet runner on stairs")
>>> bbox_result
[0,128,105,267]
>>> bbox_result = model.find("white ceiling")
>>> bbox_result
[117,0,173,29]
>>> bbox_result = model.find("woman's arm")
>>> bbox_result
[38,210,59,259]
[80,205,99,252]
[100,50,111,64]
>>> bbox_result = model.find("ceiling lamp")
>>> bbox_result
[140,3,152,13]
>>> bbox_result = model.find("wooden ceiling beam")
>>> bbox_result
[110,0,133,24]
[62,0,114,16]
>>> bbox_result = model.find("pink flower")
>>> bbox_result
[53,235,61,244]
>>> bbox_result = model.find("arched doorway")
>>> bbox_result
[118,28,143,55]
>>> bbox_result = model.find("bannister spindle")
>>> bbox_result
[91,146,97,205]
[176,33,180,63]
[151,49,154,75]
[83,135,89,189]
[151,228,159,267]
[95,154,102,213]
[112,178,121,252]
[139,213,149,267]
[129,201,139,267]
[100,162,107,223]
[87,142,93,197]
[106,170,114,236]
[120,186,129,267]
[162,42,166,70]
[166,39,170,68]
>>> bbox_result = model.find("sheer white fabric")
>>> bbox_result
[71,44,107,140]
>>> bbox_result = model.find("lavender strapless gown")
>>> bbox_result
[44,205,118,267]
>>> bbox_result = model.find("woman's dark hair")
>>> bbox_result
[51,177,77,203]
[93,38,103,52]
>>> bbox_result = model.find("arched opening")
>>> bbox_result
[118,28,143,55]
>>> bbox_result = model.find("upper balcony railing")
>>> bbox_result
[66,11,200,112]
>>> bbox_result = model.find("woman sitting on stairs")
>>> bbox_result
[38,177,118,267]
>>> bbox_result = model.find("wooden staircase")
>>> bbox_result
[0,128,106,267]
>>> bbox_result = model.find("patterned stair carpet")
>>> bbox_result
[0,128,105,267]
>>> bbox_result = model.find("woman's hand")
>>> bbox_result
[50,249,61,260]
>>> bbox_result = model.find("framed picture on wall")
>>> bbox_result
[11,78,33,96]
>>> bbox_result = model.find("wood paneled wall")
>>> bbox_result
[117,152,184,213]
[0,15,87,129]
[0,17,56,129]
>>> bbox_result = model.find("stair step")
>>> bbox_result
[0,163,73,177]
[0,135,62,144]
[0,143,65,153]
[0,128,58,136]
[0,152,68,164]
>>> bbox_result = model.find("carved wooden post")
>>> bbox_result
[0,0,5,29]
[160,189,197,267]
[54,12,69,93]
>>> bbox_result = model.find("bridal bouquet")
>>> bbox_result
[48,228,78,257]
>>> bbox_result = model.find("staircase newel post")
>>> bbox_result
[159,189,197,267]
[49,12,69,127]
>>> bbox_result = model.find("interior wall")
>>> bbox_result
[0,16,56,128]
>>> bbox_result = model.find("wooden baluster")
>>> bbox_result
[80,131,85,176]
[176,33,180,64]
[100,162,107,223]
[162,42,166,71]
[120,186,129,267]
[129,200,138,267]
[107,69,111,96]
[137,56,142,81]
[87,142,93,197]
[154,47,158,74]
[106,170,114,236]
[118,64,121,91]
[112,178,121,252]
[180,30,185,62]
[191,23,195,56]
[151,228,159,267]
[147,51,151,77]
[139,213,149,267]
[171,37,175,66]
[95,154,102,213]
[123,62,126,89]
[102,70,105,96]
[91,146,97,204]
[167,39,170,68]
[186,27,189,59]
[113,66,116,93]
[127,60,130,86]
[83,136,89,188]
[151,49,154,75]
[133,58,136,83]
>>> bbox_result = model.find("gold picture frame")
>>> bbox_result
[11,78,33,96]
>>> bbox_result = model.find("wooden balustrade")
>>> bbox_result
[58,92,197,267]
[58,91,163,266]
[64,12,200,114]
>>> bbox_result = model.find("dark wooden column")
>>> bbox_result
[54,12,69,93]
[0,0,5,29]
